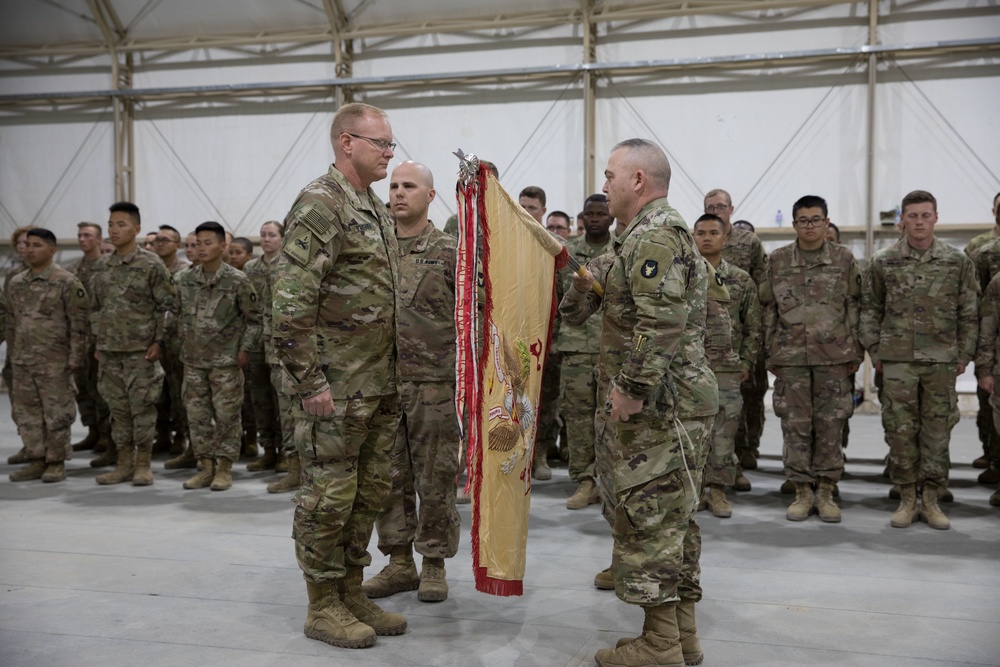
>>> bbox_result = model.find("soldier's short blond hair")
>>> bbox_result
[330,103,388,144]
[901,190,937,214]
[77,221,102,236]
[11,225,37,245]
[704,188,732,206]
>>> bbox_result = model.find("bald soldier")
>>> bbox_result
[561,139,718,667]
[363,161,461,603]
[272,102,405,650]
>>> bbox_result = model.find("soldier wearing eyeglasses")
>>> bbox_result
[759,195,863,524]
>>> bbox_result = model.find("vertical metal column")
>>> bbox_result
[862,0,880,405]
[582,0,597,196]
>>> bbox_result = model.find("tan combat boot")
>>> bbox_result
[303,580,376,649]
[566,477,599,510]
[890,483,918,528]
[362,545,419,599]
[96,448,135,485]
[595,603,685,667]
[732,469,752,492]
[786,482,814,521]
[594,566,615,590]
[72,426,99,451]
[247,446,277,472]
[275,450,289,474]
[90,438,117,468]
[340,567,407,635]
[183,458,216,489]
[706,484,732,518]
[814,478,841,523]
[919,483,950,530]
[267,455,301,493]
[418,557,448,602]
[7,447,29,465]
[676,600,704,666]
[210,458,233,491]
[164,442,197,469]
[990,488,1000,507]
[532,446,551,481]
[9,459,46,482]
[41,462,66,483]
[132,447,154,486]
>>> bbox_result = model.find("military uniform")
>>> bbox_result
[761,241,862,487]
[971,238,1000,470]
[176,262,260,462]
[560,197,718,607]
[65,256,110,447]
[272,164,402,585]
[6,265,88,473]
[160,257,190,451]
[554,233,614,487]
[861,237,978,491]
[704,259,761,487]
[973,272,1000,504]
[89,246,177,483]
[374,224,460,562]
[243,254,283,464]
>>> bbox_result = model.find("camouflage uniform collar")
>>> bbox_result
[615,197,677,248]
[26,263,57,280]
[109,246,142,265]
[328,163,381,215]
[574,231,615,254]
[789,240,832,266]
[897,236,945,261]
[397,222,435,254]
[193,262,232,286]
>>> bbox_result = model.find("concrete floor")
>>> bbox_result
[1,396,998,667]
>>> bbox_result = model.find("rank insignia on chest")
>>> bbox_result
[641,259,658,278]
[716,273,724,286]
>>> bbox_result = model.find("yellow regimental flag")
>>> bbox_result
[455,159,567,596]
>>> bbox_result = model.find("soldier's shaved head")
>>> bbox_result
[396,160,434,189]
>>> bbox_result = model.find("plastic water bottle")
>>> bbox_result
[775,209,784,227]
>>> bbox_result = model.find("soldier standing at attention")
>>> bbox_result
[694,213,761,519]
[4,225,35,466]
[177,221,260,492]
[561,139,718,667]
[759,196,863,523]
[272,102,405,650]
[556,193,615,510]
[6,229,88,483]
[152,224,190,459]
[90,202,177,486]
[974,259,1000,507]
[862,190,979,530]
[702,188,767,489]
[363,161,460,603]
[65,222,112,457]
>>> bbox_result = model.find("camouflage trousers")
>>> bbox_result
[11,362,76,463]
[375,381,461,559]
[772,364,853,483]
[882,362,959,487]
[271,364,294,453]
[74,342,109,430]
[537,353,562,454]
[98,350,164,452]
[156,340,187,438]
[704,371,743,486]
[599,407,711,606]
[183,365,244,461]
[245,349,280,450]
[978,386,1000,463]
[292,392,400,583]
[560,352,600,483]
[735,351,766,457]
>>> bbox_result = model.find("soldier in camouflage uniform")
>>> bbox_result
[65,221,113,459]
[4,225,35,466]
[561,139,718,667]
[973,267,1000,507]
[272,103,405,650]
[554,193,614,510]
[861,190,979,531]
[6,229,88,483]
[362,162,460,603]
[89,202,177,487]
[176,221,260,492]
[760,196,863,523]
[693,214,761,519]
[703,188,768,489]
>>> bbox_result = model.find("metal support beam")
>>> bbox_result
[322,0,354,107]
[582,0,597,196]
[862,0,879,407]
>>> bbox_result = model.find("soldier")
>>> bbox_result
[176,221,260,492]
[143,231,158,252]
[89,201,177,486]
[759,196,863,523]
[561,139,718,667]
[4,225,35,466]
[184,232,199,266]
[152,224,190,458]
[6,228,88,483]
[228,237,253,271]
[272,102,405,650]
[862,190,979,530]
[974,267,1000,507]
[65,222,111,457]
[362,161,460,603]
[703,188,768,489]
[826,222,841,244]
[545,211,573,240]
[556,193,614,510]
[694,213,761,518]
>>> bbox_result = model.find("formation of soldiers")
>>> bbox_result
[3,100,999,666]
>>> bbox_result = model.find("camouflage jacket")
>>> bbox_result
[760,240,863,367]
[722,226,768,288]
[397,223,456,382]
[64,255,101,294]
[861,237,979,365]
[244,253,279,349]
[89,246,177,352]
[5,264,88,367]
[973,237,1000,291]
[272,164,400,399]
[711,259,761,375]
[163,256,190,276]
[176,263,261,368]
[560,197,718,420]
[703,260,735,372]
[554,233,614,354]
[965,227,1000,260]
[974,273,1000,379]
[443,214,459,238]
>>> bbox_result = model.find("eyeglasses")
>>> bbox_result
[344,132,396,153]
[793,216,826,228]
[704,204,730,213]
[546,225,569,232]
